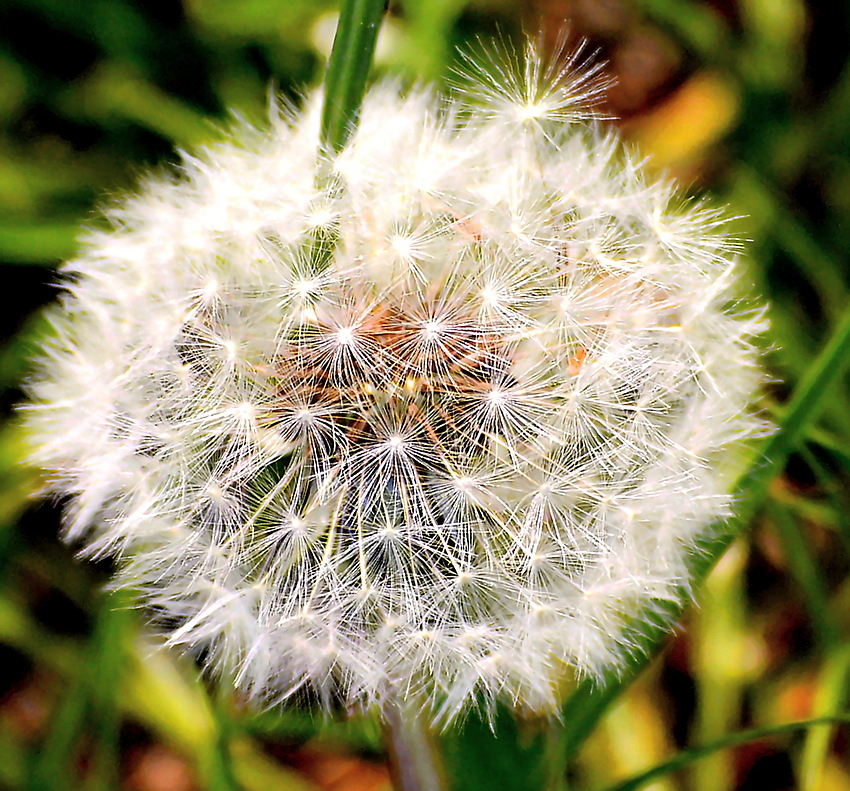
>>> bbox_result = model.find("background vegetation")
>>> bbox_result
[0,0,849,789]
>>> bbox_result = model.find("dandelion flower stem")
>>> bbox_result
[320,0,386,153]
[383,703,448,791]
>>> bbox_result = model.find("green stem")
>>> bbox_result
[320,0,386,153]
[768,501,838,649]
[736,299,850,519]
[26,591,132,791]
[798,645,850,791]
[559,294,850,762]
[604,715,850,791]
[383,703,448,791]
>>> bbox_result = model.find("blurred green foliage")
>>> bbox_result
[1,1,850,790]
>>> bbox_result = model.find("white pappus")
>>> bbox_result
[23,42,767,726]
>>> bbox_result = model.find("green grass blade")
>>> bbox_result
[26,677,88,791]
[798,646,850,791]
[61,62,216,148]
[83,592,134,791]
[690,542,748,791]
[320,0,386,153]
[768,502,838,649]
[602,715,850,791]
[442,708,548,791]
[798,443,850,556]
[26,591,131,791]
[0,222,80,264]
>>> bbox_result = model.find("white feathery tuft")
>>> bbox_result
[22,43,767,726]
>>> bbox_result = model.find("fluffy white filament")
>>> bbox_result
[24,45,766,725]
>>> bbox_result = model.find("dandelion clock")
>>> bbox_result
[22,3,766,781]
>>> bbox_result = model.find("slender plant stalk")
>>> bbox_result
[768,502,838,649]
[320,0,386,153]
[27,591,131,791]
[798,645,850,791]
[559,296,850,762]
[604,715,850,791]
[319,6,450,790]
[313,0,385,272]
[383,703,448,791]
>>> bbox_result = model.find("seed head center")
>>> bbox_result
[423,320,444,340]
[335,327,356,346]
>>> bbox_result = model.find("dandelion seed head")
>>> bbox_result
[23,43,767,726]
